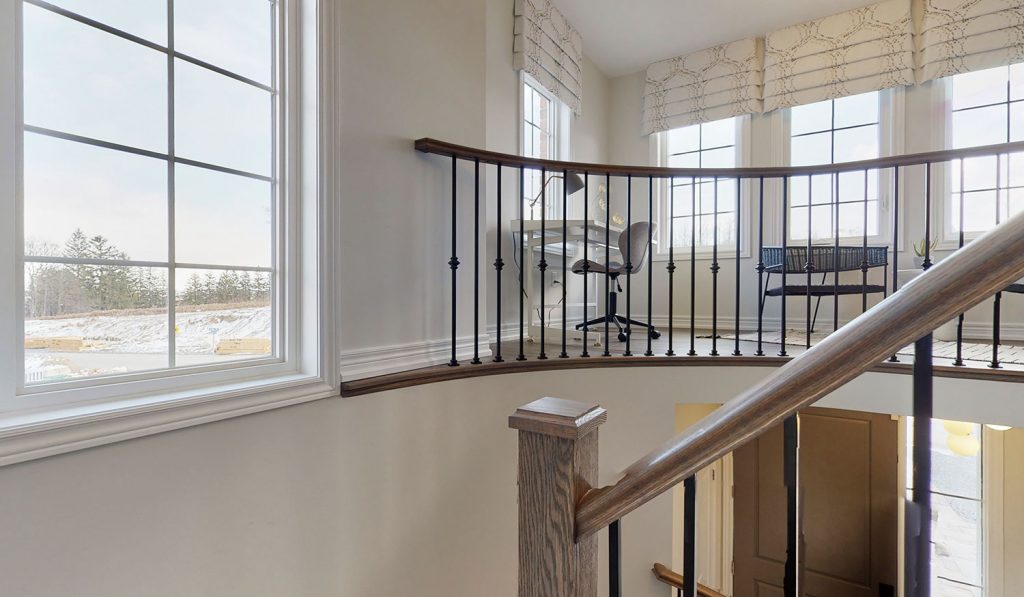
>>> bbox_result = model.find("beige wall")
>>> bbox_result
[4,366,1024,596]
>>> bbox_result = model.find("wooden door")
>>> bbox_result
[733,408,898,597]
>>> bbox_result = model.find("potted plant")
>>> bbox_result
[912,239,936,268]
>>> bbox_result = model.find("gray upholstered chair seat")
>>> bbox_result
[571,259,624,275]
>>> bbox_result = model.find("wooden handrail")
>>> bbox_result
[573,209,1024,540]
[651,563,727,597]
[415,137,1024,178]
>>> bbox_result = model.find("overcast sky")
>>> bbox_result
[22,0,274,269]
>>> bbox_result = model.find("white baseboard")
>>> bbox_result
[338,335,492,381]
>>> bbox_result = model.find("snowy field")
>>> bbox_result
[25,305,271,382]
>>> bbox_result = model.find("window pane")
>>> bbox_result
[701,146,736,168]
[175,165,272,268]
[958,155,998,192]
[717,212,736,245]
[23,4,167,152]
[1012,63,1024,101]
[672,185,693,217]
[953,105,1009,148]
[791,131,831,167]
[952,65,1009,110]
[790,176,833,207]
[175,269,272,366]
[47,0,166,44]
[24,264,168,383]
[838,170,880,202]
[667,124,700,154]
[668,152,699,168]
[833,92,879,129]
[175,59,272,175]
[175,0,273,85]
[791,99,832,136]
[23,133,167,262]
[1011,101,1024,142]
[700,118,735,149]
[838,201,871,237]
[958,190,998,233]
[932,494,983,588]
[833,124,879,162]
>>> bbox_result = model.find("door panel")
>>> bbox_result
[734,408,897,597]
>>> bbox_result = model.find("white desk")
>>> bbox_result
[511,218,623,345]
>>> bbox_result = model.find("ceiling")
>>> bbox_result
[554,0,881,77]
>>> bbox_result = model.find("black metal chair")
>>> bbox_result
[760,245,889,332]
[572,222,660,342]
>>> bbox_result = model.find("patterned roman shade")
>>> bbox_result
[513,0,583,115]
[917,0,1024,83]
[642,38,764,135]
[763,0,915,112]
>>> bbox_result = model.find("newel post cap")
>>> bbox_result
[509,397,607,440]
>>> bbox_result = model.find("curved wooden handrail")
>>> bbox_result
[652,563,727,597]
[416,137,1024,178]
[573,209,1024,540]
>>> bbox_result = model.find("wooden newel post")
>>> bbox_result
[509,397,607,597]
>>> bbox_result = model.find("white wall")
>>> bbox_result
[4,365,1024,597]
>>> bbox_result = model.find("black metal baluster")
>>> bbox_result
[861,169,869,314]
[954,159,965,366]
[646,177,655,356]
[625,174,634,357]
[889,167,900,362]
[833,171,840,332]
[755,177,765,356]
[472,158,481,364]
[560,169,569,359]
[683,475,697,597]
[784,414,800,597]
[517,167,526,362]
[609,519,622,597]
[805,174,813,349]
[582,173,590,358]
[538,167,548,360]
[780,177,789,357]
[906,333,933,597]
[992,154,1003,368]
[449,155,460,367]
[711,176,720,357]
[494,164,504,363]
[689,178,697,357]
[604,173,612,357]
[923,163,933,271]
[667,181,677,356]
[734,177,742,356]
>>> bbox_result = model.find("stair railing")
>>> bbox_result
[508,204,1024,596]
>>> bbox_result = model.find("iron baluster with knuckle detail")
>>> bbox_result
[560,169,569,359]
[806,174,813,349]
[889,166,900,362]
[472,158,481,365]
[494,164,503,363]
[683,475,697,597]
[667,181,677,356]
[604,173,612,357]
[734,177,742,356]
[780,177,789,357]
[646,177,655,356]
[625,174,633,357]
[449,155,459,367]
[711,176,720,357]
[582,174,590,358]
[538,167,547,360]
[689,178,697,357]
[517,166,526,361]
[955,159,965,366]
[755,177,765,356]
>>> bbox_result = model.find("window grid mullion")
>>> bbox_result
[167,0,177,368]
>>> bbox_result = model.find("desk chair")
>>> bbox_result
[572,222,660,342]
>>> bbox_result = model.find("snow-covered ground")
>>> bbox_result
[25,305,271,382]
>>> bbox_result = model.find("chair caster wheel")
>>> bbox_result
[617,332,628,342]
[650,330,661,339]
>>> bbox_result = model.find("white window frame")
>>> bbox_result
[935,67,1024,249]
[780,88,904,246]
[519,71,571,218]
[0,0,338,466]
[652,115,752,261]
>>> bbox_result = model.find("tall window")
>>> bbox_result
[788,92,881,242]
[906,419,985,596]
[661,117,739,250]
[21,0,279,386]
[948,65,1024,237]
[521,74,568,219]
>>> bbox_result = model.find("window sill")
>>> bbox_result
[0,374,337,467]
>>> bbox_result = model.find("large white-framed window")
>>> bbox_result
[655,115,747,258]
[942,65,1024,244]
[784,90,898,243]
[520,71,570,220]
[0,0,335,452]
